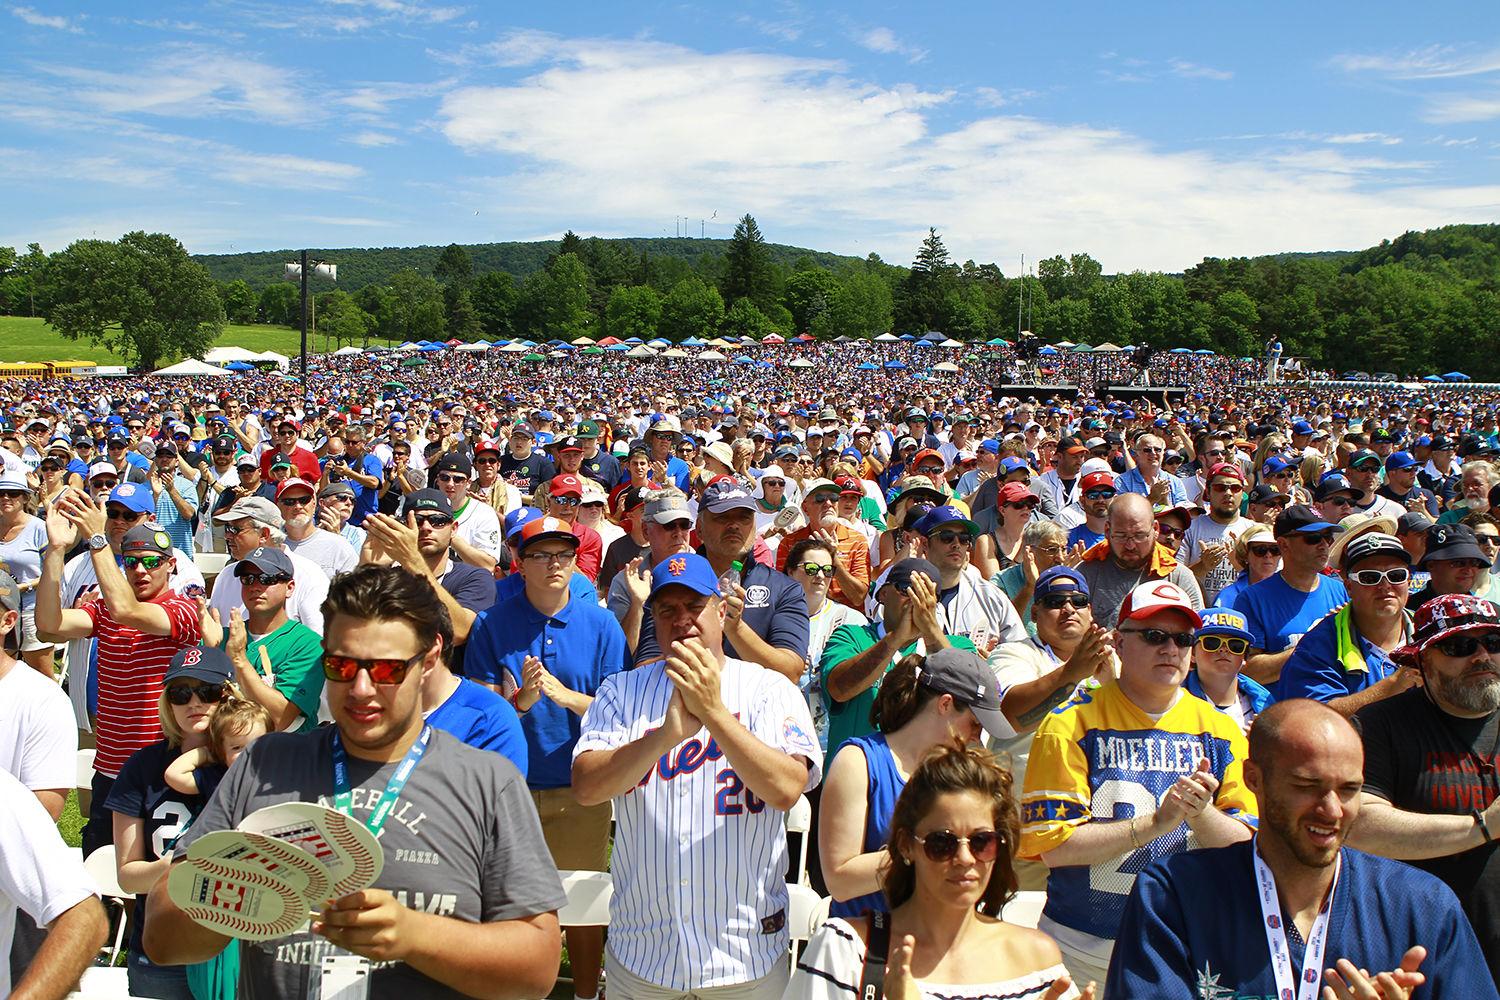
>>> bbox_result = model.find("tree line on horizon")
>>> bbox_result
[1,219,1498,376]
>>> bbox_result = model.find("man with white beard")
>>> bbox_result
[273,478,357,579]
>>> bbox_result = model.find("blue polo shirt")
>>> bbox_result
[465,590,629,788]
[664,455,692,492]
[425,677,529,777]
[1274,608,1405,702]
[493,569,596,607]
[1115,467,1187,505]
[345,453,384,525]
[1231,572,1349,653]
[634,558,810,666]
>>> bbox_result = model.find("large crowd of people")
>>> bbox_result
[1,338,1498,1000]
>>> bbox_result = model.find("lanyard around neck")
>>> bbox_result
[331,725,432,836]
[1253,836,1340,1000]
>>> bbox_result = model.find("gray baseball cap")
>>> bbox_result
[644,491,693,525]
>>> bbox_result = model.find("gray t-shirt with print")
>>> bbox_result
[175,726,566,1000]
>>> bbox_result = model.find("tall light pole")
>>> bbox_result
[284,253,336,391]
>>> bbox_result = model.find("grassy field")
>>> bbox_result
[0,315,310,364]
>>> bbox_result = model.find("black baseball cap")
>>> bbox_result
[402,489,454,517]
[1273,504,1344,538]
[430,453,473,478]
[165,647,234,686]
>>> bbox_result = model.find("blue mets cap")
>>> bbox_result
[650,553,721,598]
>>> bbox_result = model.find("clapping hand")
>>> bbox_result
[883,935,923,1000]
[664,637,724,723]
[1163,759,1220,826]
[55,489,106,541]
[1044,976,1095,1000]
[1321,946,1425,1000]
[622,556,652,607]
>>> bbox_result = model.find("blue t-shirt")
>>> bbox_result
[634,558,810,666]
[1067,524,1105,551]
[425,677,528,777]
[1115,467,1187,505]
[1275,609,1402,702]
[344,453,384,526]
[1109,841,1499,1000]
[1232,572,1349,653]
[465,592,629,788]
[828,733,905,920]
[664,455,692,492]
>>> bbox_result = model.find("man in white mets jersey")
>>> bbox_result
[574,552,822,1000]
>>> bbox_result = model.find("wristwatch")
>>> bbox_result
[87,532,109,552]
[1475,807,1495,845]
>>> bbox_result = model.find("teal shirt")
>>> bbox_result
[819,623,977,752]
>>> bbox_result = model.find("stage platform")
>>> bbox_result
[992,385,1191,403]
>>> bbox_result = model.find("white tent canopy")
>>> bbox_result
[153,359,232,377]
[204,347,290,370]
[455,342,490,353]
[696,350,727,361]
[787,357,816,368]
[932,361,961,373]
[498,342,529,353]
[625,345,658,358]
[873,333,899,343]
[331,346,363,356]
[661,347,689,358]
[939,339,964,348]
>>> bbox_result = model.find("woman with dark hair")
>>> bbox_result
[792,740,1089,999]
[818,649,988,919]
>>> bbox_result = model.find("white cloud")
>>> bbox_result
[1333,44,1500,80]
[36,46,318,125]
[348,130,400,147]
[855,27,927,64]
[1169,59,1232,81]
[9,5,81,32]
[1323,132,1402,145]
[301,215,390,227]
[437,35,1500,272]
[325,0,463,23]
[1424,90,1500,123]
[215,153,363,188]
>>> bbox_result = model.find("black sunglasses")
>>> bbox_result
[1120,627,1196,648]
[166,683,228,706]
[236,571,291,586]
[1037,593,1090,611]
[1435,632,1500,657]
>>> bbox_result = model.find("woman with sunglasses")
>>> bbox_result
[105,646,237,999]
[787,537,868,750]
[797,739,1089,999]
[0,472,52,676]
[972,481,1039,578]
[1184,608,1272,733]
[1212,523,1280,611]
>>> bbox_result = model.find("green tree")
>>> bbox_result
[720,297,777,339]
[433,244,473,285]
[219,279,257,324]
[721,214,777,311]
[1208,290,1260,358]
[354,284,400,344]
[388,269,446,341]
[469,271,517,341]
[39,231,223,370]
[519,253,592,339]
[257,283,299,325]
[813,267,894,339]
[660,276,725,342]
[783,268,839,333]
[605,285,663,341]
[315,290,371,349]
[894,228,959,333]
[444,284,483,341]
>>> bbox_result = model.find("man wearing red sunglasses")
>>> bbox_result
[147,564,567,999]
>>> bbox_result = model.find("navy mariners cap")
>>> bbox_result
[882,557,940,596]
[650,553,720,598]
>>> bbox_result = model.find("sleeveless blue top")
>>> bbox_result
[829,732,906,919]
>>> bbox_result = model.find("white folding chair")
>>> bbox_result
[195,552,229,591]
[786,794,812,886]
[557,870,613,927]
[81,847,130,966]
[67,964,130,999]
[786,883,829,971]
[75,748,96,790]
[1001,890,1046,929]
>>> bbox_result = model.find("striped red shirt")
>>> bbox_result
[82,591,202,778]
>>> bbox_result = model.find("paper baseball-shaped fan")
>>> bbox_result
[186,829,334,904]
[167,855,309,941]
[239,802,384,897]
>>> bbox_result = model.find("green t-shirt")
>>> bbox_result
[221,618,325,732]
[818,623,976,753]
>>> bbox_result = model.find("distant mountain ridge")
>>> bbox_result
[194,237,864,291]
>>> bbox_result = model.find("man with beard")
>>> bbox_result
[1351,593,1500,987]
[1109,699,1495,999]
[276,477,358,578]
[1178,463,1254,606]
[1060,469,1116,549]
[1034,436,1091,514]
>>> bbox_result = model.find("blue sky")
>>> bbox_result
[3,1,1498,272]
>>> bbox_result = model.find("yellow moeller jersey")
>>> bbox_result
[1018,682,1258,941]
